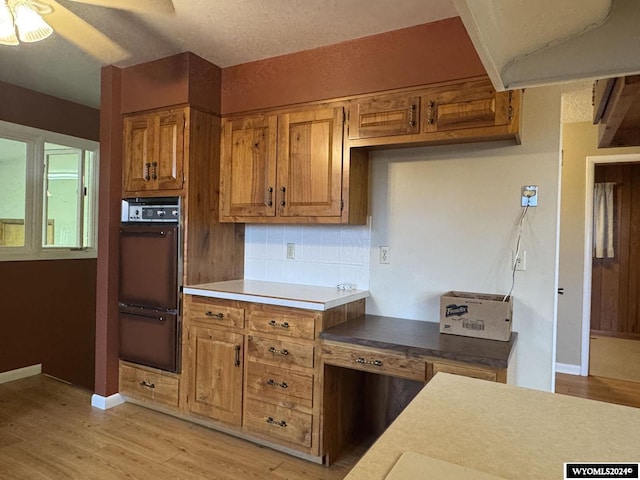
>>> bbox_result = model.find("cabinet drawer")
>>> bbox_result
[248,305,316,340]
[246,361,313,410]
[321,341,425,381]
[244,398,312,448]
[186,297,244,328]
[119,362,179,408]
[428,360,498,382]
[247,335,314,369]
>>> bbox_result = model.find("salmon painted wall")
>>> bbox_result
[120,52,222,114]
[96,54,222,397]
[0,82,99,390]
[95,20,485,396]
[221,18,485,114]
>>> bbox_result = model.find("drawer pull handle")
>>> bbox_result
[205,311,225,319]
[266,417,287,428]
[139,380,155,389]
[144,162,151,181]
[268,320,290,329]
[266,379,289,389]
[355,357,383,367]
[268,347,289,356]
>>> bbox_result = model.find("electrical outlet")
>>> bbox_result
[379,246,390,264]
[286,243,295,259]
[513,250,527,271]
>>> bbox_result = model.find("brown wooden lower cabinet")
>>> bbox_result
[186,325,244,425]
[119,361,180,408]
[120,294,366,463]
[120,298,511,465]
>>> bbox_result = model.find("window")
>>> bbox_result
[0,121,99,261]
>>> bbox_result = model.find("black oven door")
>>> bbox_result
[119,306,178,372]
[119,224,178,310]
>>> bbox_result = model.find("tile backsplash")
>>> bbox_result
[244,222,371,289]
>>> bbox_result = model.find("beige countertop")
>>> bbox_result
[345,373,640,480]
[182,279,369,311]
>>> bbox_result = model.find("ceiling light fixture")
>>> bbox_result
[0,0,53,46]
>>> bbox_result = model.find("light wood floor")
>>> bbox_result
[555,373,640,409]
[2,374,638,480]
[0,375,362,480]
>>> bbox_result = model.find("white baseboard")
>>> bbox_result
[0,364,42,385]
[556,363,582,375]
[91,393,126,410]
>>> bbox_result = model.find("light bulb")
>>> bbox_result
[0,1,18,45]
[12,0,52,43]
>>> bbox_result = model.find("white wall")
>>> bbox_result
[246,85,563,392]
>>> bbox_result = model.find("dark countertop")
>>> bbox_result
[319,315,517,369]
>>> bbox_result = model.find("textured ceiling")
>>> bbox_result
[2,0,634,115]
[0,0,459,108]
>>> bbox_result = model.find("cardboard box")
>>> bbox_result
[439,291,512,341]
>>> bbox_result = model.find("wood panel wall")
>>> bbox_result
[591,163,640,338]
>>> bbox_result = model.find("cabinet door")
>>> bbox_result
[153,109,186,191]
[422,79,513,135]
[277,107,343,218]
[123,115,154,192]
[348,93,420,139]
[188,326,243,425]
[123,109,186,193]
[220,115,278,219]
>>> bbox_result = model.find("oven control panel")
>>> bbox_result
[122,198,180,223]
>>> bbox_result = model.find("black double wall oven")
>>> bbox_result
[119,197,181,372]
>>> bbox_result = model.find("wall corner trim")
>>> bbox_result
[555,363,582,376]
[91,392,126,410]
[0,364,42,385]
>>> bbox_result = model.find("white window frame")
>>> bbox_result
[0,120,99,261]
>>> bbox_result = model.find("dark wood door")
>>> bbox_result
[591,163,640,337]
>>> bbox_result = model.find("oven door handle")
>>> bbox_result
[119,230,168,237]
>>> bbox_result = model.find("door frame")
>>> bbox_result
[581,153,640,375]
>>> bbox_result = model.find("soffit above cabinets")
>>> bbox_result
[455,0,640,90]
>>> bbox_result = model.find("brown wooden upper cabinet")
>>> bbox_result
[347,77,521,146]
[348,93,420,139]
[220,106,349,223]
[123,107,186,194]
